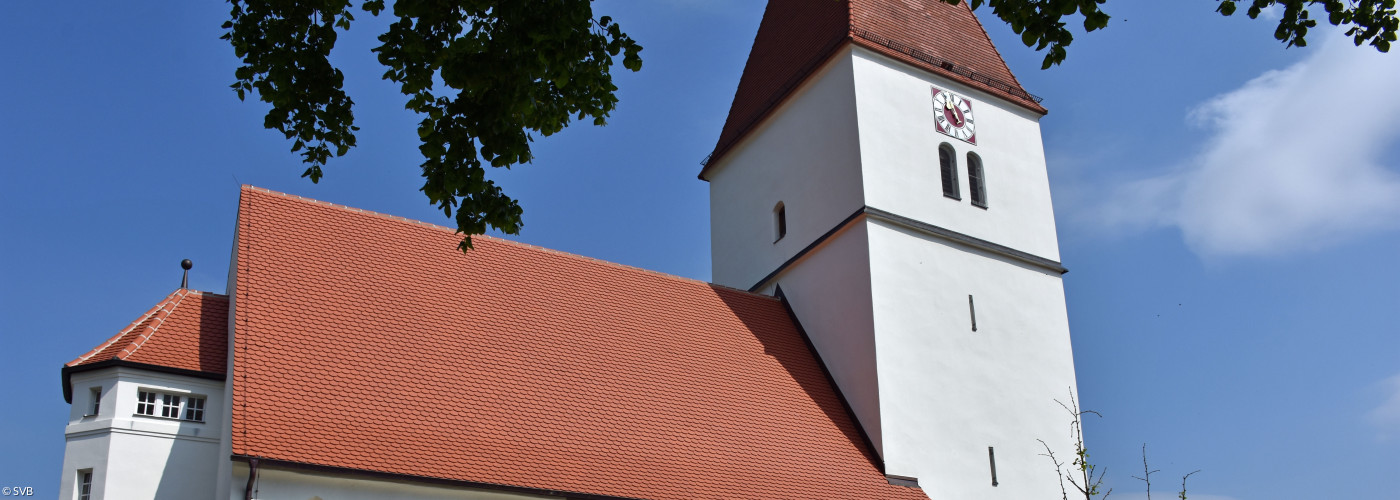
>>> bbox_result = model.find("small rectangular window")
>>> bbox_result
[78,470,93,500]
[161,394,182,419]
[137,390,206,422]
[184,397,206,422]
[88,387,101,416]
[136,391,156,416]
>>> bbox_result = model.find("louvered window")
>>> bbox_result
[939,144,960,199]
[968,153,987,208]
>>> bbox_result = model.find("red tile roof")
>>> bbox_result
[703,0,1044,179]
[68,289,228,374]
[232,186,926,499]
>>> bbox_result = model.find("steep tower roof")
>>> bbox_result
[62,289,229,401]
[702,0,1044,178]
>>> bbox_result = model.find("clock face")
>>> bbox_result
[932,88,976,144]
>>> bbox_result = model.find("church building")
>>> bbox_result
[57,1,1080,498]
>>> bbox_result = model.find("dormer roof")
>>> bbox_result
[702,0,1044,179]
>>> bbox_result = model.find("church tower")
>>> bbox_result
[704,1,1080,497]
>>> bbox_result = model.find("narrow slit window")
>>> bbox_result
[78,470,93,500]
[968,153,987,208]
[89,387,101,416]
[774,202,787,242]
[939,144,960,200]
[988,447,999,486]
[969,294,978,332]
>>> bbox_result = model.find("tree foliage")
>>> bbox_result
[1215,0,1399,51]
[223,0,641,250]
[946,0,1111,69]
[947,0,1398,69]
[224,1,1394,249]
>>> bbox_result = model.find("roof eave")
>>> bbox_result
[229,456,647,500]
[846,35,1047,115]
[61,359,225,404]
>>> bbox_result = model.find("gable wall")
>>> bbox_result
[708,46,865,290]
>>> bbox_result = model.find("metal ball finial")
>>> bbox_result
[180,259,193,288]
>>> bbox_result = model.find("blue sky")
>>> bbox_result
[2,2,1397,499]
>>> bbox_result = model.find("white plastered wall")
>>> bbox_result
[59,367,225,500]
[867,220,1079,497]
[215,225,239,500]
[706,46,888,453]
[227,464,555,500]
[851,46,1061,261]
[707,46,865,290]
[766,222,884,454]
[850,46,1080,495]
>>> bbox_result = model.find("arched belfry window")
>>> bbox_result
[967,152,987,208]
[773,202,786,242]
[939,144,960,200]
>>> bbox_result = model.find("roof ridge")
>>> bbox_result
[68,289,184,366]
[238,185,778,302]
[847,0,857,35]
[118,289,189,361]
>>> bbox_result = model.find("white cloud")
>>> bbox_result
[1367,373,1400,441]
[1257,4,1283,21]
[1095,34,1400,257]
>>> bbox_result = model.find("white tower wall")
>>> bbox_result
[59,367,225,500]
[852,47,1061,260]
[847,46,1081,493]
[708,38,1080,499]
[867,219,1078,496]
[762,222,884,452]
[707,48,890,452]
[708,47,865,290]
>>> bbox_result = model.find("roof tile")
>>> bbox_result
[69,289,228,375]
[232,186,926,500]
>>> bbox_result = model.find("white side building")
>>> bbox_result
[59,290,228,500]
